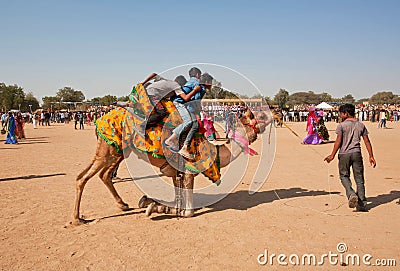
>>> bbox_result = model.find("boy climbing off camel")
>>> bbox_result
[164,67,213,159]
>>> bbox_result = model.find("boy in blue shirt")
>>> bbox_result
[164,67,212,159]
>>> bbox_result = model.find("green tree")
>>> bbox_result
[90,97,101,105]
[22,92,40,112]
[204,80,225,99]
[42,96,60,111]
[0,83,25,111]
[356,98,369,104]
[237,93,249,99]
[56,87,85,102]
[317,92,333,103]
[288,92,307,105]
[117,95,130,102]
[99,95,117,106]
[341,94,355,104]
[251,93,263,99]
[274,88,289,108]
[369,91,399,104]
[288,91,320,106]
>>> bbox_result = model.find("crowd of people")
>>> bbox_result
[0,107,116,144]
[1,111,27,144]
[2,97,398,147]
[279,104,400,126]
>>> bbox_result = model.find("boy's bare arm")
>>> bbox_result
[179,85,201,102]
[324,134,342,163]
[363,134,377,167]
[141,73,158,85]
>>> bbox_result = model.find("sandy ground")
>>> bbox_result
[0,119,399,270]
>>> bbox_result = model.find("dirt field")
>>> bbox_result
[1,120,399,270]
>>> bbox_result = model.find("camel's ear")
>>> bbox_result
[239,109,253,125]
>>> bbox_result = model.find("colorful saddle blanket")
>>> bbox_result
[95,84,221,183]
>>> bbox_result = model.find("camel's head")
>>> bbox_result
[238,108,269,144]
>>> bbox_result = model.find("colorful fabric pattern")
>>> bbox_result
[95,84,220,183]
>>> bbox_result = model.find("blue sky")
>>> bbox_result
[1,0,399,101]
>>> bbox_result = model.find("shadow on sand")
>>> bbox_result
[85,189,400,223]
[17,141,49,145]
[0,173,66,182]
[197,187,340,214]
[151,187,340,220]
[96,209,146,222]
[367,190,400,210]
[112,174,162,184]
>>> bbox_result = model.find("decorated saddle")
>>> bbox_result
[95,84,221,183]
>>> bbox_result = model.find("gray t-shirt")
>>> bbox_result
[336,119,368,154]
[145,78,183,99]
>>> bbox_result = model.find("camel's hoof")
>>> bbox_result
[118,202,130,211]
[138,195,154,208]
[68,218,91,227]
[182,209,194,217]
[146,202,157,217]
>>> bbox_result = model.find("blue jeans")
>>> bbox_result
[173,101,198,146]
[378,118,386,128]
[338,152,367,207]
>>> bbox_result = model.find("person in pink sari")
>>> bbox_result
[302,107,322,144]
[203,114,217,142]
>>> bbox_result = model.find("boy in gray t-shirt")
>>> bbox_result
[324,104,376,211]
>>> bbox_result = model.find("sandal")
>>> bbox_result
[162,140,179,153]
[178,149,195,160]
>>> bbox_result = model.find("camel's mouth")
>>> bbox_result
[246,126,258,144]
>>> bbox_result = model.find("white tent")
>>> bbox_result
[316,102,333,109]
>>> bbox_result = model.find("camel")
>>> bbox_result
[272,109,283,127]
[72,108,270,225]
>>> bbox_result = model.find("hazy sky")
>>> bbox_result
[1,0,399,101]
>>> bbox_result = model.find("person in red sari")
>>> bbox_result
[15,112,25,139]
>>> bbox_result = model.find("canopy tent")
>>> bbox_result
[316,102,333,109]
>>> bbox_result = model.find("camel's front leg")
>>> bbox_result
[181,173,194,217]
[168,173,194,217]
[145,174,195,217]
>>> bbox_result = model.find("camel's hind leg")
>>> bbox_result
[98,155,130,211]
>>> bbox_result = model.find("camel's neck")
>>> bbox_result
[218,137,247,168]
